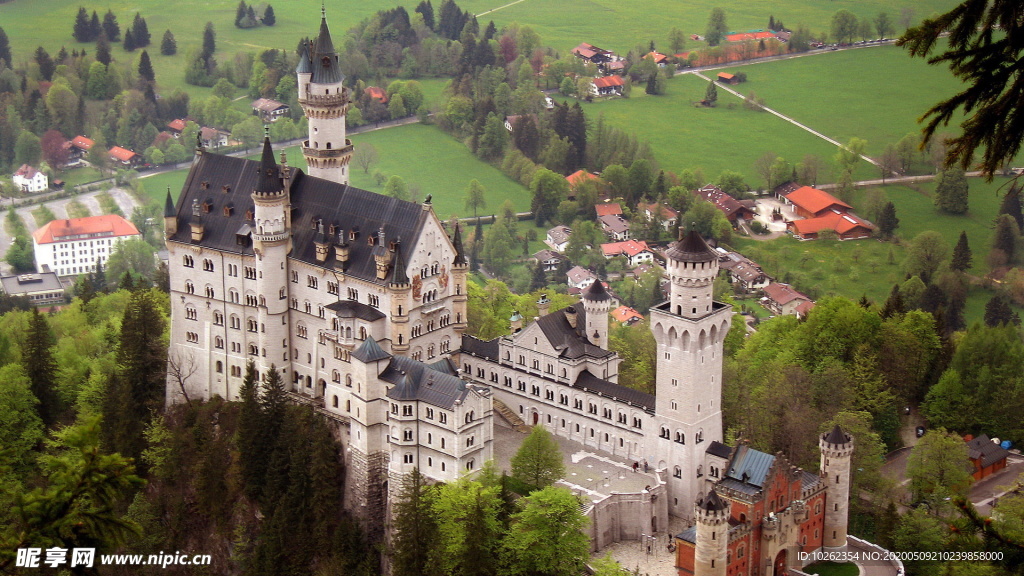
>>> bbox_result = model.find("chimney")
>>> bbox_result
[334,229,350,270]
[189,198,204,242]
[510,310,523,333]
[537,293,550,317]
[314,219,330,263]
[564,307,578,329]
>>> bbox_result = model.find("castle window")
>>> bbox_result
[230,315,240,329]
[603,408,611,419]
[545,389,554,400]
[588,403,597,415]
[673,466,681,478]
[215,361,223,373]
[574,398,583,410]
[305,302,312,314]
[185,281,195,294]
[532,360,539,370]
[675,431,685,444]
[466,436,475,447]
[183,255,194,267]
[368,294,380,308]
[559,394,568,405]
[671,400,678,410]
[402,404,413,416]
[231,365,241,377]
[297,324,308,339]
[203,259,214,271]
[617,412,626,424]
[308,276,318,289]
[244,266,256,279]
[186,332,198,343]
[439,413,447,424]
[465,411,475,423]
[248,344,259,356]
[206,287,215,298]
[505,377,512,387]
[247,318,258,332]
[214,311,224,325]
[518,381,526,392]
[426,408,434,420]
[531,385,539,396]
[403,454,413,464]
[696,430,704,443]
[632,417,642,429]
[327,281,339,295]
[291,271,298,283]
[185,306,197,320]
[214,336,224,349]
[348,288,358,300]
[403,430,413,441]
[660,426,669,439]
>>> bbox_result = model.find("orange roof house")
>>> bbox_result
[784,186,851,219]
[32,214,141,245]
[365,86,388,104]
[71,136,94,151]
[761,282,812,316]
[566,170,600,187]
[600,239,652,259]
[787,210,874,240]
[611,305,644,325]
[595,203,622,217]
[693,186,756,223]
[108,146,139,165]
[167,119,187,133]
[592,75,625,95]
[645,51,668,64]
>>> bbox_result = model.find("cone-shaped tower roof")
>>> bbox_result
[311,7,344,84]
[824,424,849,445]
[163,187,175,217]
[697,488,728,512]
[452,224,467,266]
[583,278,612,302]
[391,239,410,285]
[254,135,281,193]
[665,229,717,263]
[352,336,391,363]
[296,40,312,74]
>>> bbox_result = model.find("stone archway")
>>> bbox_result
[774,549,787,575]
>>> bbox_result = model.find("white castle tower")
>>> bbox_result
[820,424,853,550]
[581,279,612,349]
[649,229,732,518]
[694,489,730,576]
[297,7,353,184]
[251,135,292,375]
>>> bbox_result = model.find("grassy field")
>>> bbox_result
[453,0,959,55]
[563,72,878,186]
[720,46,966,157]
[140,123,532,220]
[802,562,858,576]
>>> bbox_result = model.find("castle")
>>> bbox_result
[164,8,851,574]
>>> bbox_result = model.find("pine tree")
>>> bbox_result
[137,50,155,82]
[89,11,101,41]
[202,22,216,60]
[877,201,899,239]
[984,294,1021,327]
[880,284,904,318]
[0,26,11,68]
[73,7,92,42]
[998,184,1024,230]
[23,308,60,427]
[160,29,176,56]
[92,257,107,292]
[34,47,55,80]
[95,35,112,65]
[769,15,776,31]
[123,29,136,52]
[236,360,264,498]
[951,230,972,272]
[263,4,276,26]
[131,13,150,47]
[705,79,718,106]
[530,263,547,291]
[235,1,248,27]
[992,214,1019,263]
[391,468,439,576]
[56,46,68,63]
[416,0,435,30]
[102,10,121,42]
[946,291,966,332]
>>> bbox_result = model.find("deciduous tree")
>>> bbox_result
[464,179,487,219]
[831,10,859,44]
[705,8,728,47]
[906,428,974,505]
[501,486,589,576]
[511,425,565,491]
[934,167,969,213]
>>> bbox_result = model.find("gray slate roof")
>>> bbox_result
[352,337,391,363]
[461,334,500,361]
[967,434,1011,468]
[706,440,732,459]
[665,229,717,263]
[726,444,776,488]
[575,370,654,412]
[534,303,614,360]
[382,355,471,410]
[167,151,429,286]
[325,299,387,321]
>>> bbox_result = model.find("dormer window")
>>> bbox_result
[202,201,212,213]
[223,203,234,217]
[221,185,230,193]
[321,56,331,67]
[349,229,358,241]
[245,209,253,220]
[201,181,210,189]
[367,234,376,246]
[328,224,337,236]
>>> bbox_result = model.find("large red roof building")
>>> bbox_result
[32,214,141,277]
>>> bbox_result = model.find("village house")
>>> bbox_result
[567,169,601,189]
[782,186,874,240]
[504,114,539,133]
[599,214,631,241]
[637,201,679,231]
[108,146,141,168]
[716,72,739,85]
[33,214,142,277]
[251,97,289,122]
[693,185,756,225]
[167,118,187,135]
[200,127,229,148]
[572,42,613,64]
[70,135,94,159]
[13,164,48,193]
[601,239,654,267]
[566,265,598,290]
[762,282,814,317]
[645,51,668,66]
[602,60,626,75]
[611,305,644,326]
[0,272,65,307]
[532,249,565,272]
[592,75,626,96]
[965,434,1010,481]
[546,225,573,252]
[595,203,622,218]
[718,250,771,292]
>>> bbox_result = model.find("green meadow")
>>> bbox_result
[720,46,966,157]
[564,72,878,186]
[141,123,531,220]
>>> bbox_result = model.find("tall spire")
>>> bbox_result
[163,186,175,217]
[254,133,281,193]
[452,223,467,267]
[296,39,312,75]
[311,5,343,84]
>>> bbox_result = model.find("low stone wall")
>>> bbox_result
[587,482,668,552]
[849,534,905,575]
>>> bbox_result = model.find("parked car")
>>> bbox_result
[916,426,926,438]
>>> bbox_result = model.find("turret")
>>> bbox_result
[298,6,353,185]
[390,239,411,352]
[820,424,854,550]
[164,187,177,238]
[250,134,290,375]
[694,489,730,576]
[663,228,718,319]
[582,279,612,349]
[373,228,392,280]
[510,310,523,333]
[450,224,469,333]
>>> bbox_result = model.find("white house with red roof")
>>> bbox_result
[566,169,600,188]
[108,146,140,167]
[32,215,142,276]
[637,201,678,231]
[591,75,625,96]
[782,186,874,240]
[611,305,643,326]
[13,164,48,193]
[761,282,814,317]
[600,239,654,267]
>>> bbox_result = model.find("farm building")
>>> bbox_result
[592,75,626,96]
[717,72,739,84]
[693,185,756,224]
[965,434,1010,481]
[572,42,613,64]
